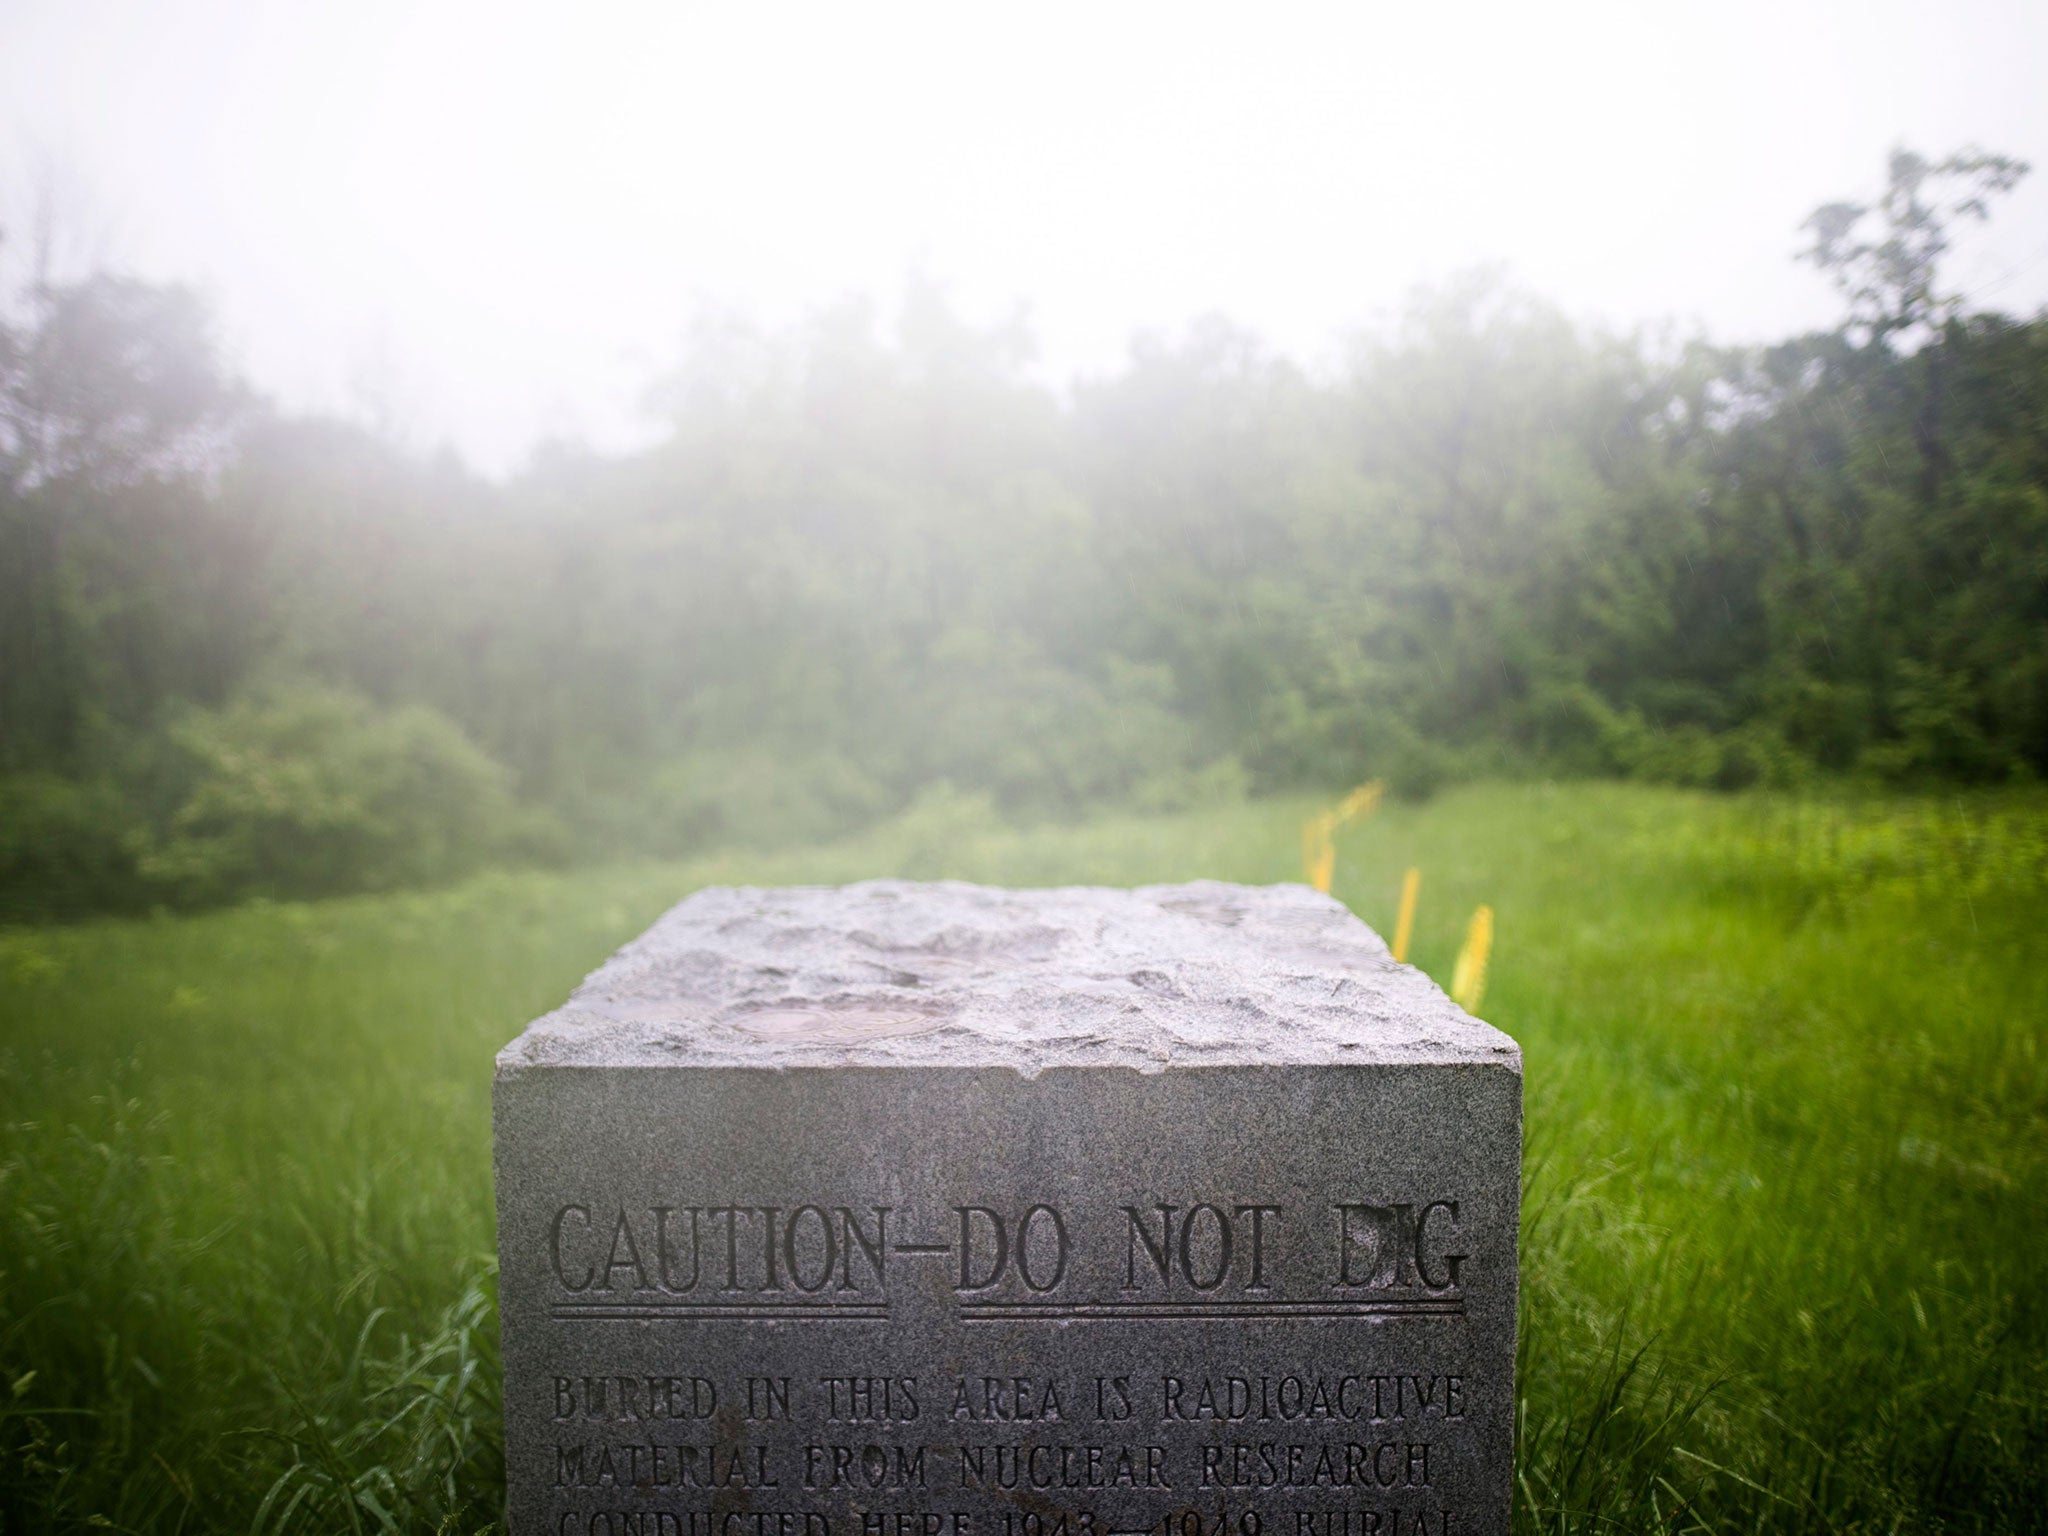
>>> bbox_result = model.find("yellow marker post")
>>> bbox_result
[1301,781,1385,895]
[1450,904,1494,1014]
[1334,781,1384,824]
[1392,867,1421,962]
[1302,811,1337,893]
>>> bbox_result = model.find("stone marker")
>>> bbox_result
[496,880,1521,1536]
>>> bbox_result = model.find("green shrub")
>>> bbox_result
[139,687,521,904]
[1862,658,2028,784]
[1130,754,1251,814]
[640,746,889,853]
[1596,709,1810,793]
[0,774,147,924]
[1520,682,1631,778]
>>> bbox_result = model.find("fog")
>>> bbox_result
[6,0,2046,472]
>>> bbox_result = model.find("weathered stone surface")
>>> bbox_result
[496,880,1521,1536]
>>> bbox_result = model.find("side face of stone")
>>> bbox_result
[495,883,1521,1536]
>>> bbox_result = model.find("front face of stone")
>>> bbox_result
[496,1061,1518,1536]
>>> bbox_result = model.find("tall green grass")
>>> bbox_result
[2,784,2043,1533]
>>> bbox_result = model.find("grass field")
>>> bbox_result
[3,782,2045,1534]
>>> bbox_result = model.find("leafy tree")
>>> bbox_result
[1799,145,2029,351]
[0,217,253,779]
[1776,147,2045,780]
[0,271,243,493]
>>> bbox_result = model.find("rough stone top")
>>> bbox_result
[497,879,1519,1077]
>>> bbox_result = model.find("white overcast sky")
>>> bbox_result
[5,0,2047,474]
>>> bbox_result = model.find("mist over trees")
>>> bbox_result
[3,150,2043,919]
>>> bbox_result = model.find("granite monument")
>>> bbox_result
[495,880,1520,1536]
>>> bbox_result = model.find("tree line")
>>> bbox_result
[3,150,2042,919]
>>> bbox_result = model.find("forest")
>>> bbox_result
[3,148,2043,920]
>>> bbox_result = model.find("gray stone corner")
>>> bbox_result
[496,878,1522,1077]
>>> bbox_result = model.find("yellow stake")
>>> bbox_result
[1309,843,1336,894]
[1334,781,1384,824]
[1450,904,1494,1014]
[1302,781,1385,895]
[1302,811,1337,892]
[1392,867,1421,962]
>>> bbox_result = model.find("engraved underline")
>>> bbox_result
[959,1299,1466,1321]
[551,1301,889,1321]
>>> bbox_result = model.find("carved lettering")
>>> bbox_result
[551,1441,778,1489]
[955,1207,1008,1291]
[1015,1205,1069,1292]
[1162,1375,1468,1423]
[804,1443,928,1488]
[550,1205,594,1291]
[955,1443,1170,1488]
[1198,1440,1434,1488]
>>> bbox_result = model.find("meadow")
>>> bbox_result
[2,782,2044,1534]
